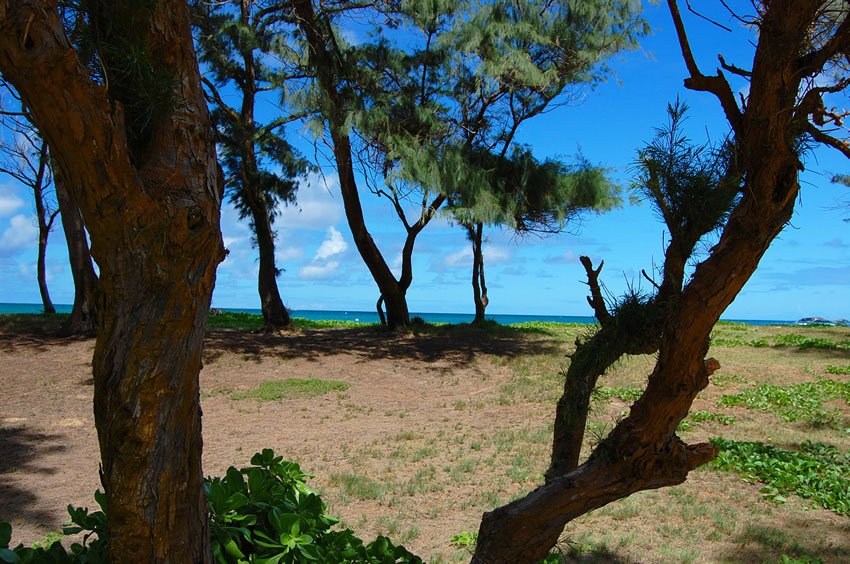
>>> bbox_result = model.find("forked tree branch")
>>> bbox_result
[717,54,751,78]
[666,0,743,133]
[579,255,611,324]
[806,123,850,158]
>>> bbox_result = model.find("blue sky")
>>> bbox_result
[0,3,848,320]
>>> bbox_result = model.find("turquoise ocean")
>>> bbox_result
[0,303,792,326]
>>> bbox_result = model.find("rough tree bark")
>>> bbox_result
[54,170,99,337]
[472,2,847,561]
[0,1,224,561]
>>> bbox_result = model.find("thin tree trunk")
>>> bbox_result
[0,2,223,560]
[469,222,487,324]
[31,141,55,314]
[376,295,387,326]
[55,171,99,336]
[255,208,291,328]
[36,218,56,314]
[238,0,291,331]
[241,183,291,330]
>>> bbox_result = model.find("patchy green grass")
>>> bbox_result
[207,311,373,330]
[230,378,350,401]
[5,315,850,562]
[677,410,736,432]
[591,386,643,403]
[709,322,850,351]
[717,379,850,428]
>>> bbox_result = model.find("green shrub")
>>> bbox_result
[711,438,850,515]
[0,491,108,563]
[825,364,850,375]
[206,449,420,563]
[1,450,421,564]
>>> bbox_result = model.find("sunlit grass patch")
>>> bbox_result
[230,378,349,401]
[328,472,386,501]
[717,379,849,428]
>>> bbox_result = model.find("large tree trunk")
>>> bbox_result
[55,172,99,336]
[468,223,488,324]
[472,1,820,560]
[0,2,223,560]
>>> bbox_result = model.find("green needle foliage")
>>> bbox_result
[286,0,645,325]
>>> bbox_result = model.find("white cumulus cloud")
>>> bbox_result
[278,174,343,231]
[0,191,24,217]
[314,226,347,260]
[299,261,340,280]
[443,245,512,268]
[0,214,36,256]
[297,226,349,280]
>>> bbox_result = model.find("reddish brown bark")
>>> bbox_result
[472,2,844,561]
[0,1,223,561]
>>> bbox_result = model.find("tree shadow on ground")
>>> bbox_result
[202,325,563,366]
[722,520,850,563]
[0,426,67,528]
[560,546,633,563]
[776,346,850,360]
[0,315,90,352]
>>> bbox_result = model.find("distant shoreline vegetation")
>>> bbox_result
[0,302,796,326]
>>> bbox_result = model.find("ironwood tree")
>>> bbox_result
[0,1,224,561]
[0,91,59,314]
[443,149,618,323]
[290,0,644,328]
[192,0,311,330]
[471,2,850,561]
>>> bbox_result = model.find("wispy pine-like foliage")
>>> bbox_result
[192,0,311,231]
[634,100,740,251]
[58,0,177,162]
[333,0,645,226]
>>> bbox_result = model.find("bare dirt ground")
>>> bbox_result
[1,319,849,562]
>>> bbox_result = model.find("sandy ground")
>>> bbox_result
[3,322,849,562]
[0,324,560,558]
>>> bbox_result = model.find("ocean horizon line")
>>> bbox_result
[0,302,796,326]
